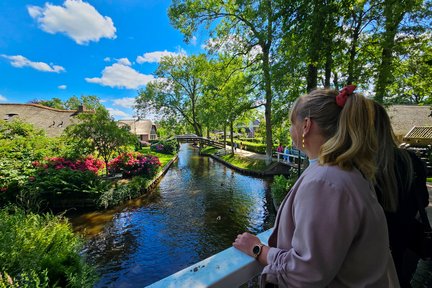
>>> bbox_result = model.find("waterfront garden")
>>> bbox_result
[0,111,178,287]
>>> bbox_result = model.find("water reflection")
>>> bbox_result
[72,144,275,287]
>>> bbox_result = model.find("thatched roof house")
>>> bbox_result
[386,105,432,142]
[118,119,158,142]
[0,103,88,137]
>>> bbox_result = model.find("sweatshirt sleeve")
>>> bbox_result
[262,179,361,287]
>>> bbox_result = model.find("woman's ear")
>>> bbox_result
[303,117,312,135]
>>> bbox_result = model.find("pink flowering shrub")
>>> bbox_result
[23,155,110,198]
[108,152,161,179]
[33,156,105,174]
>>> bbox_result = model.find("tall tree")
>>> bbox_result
[136,54,209,137]
[374,0,423,102]
[64,95,103,110]
[169,0,285,163]
[65,107,136,175]
[202,56,262,153]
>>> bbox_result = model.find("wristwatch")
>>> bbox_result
[252,243,264,259]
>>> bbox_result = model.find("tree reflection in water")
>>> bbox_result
[70,144,276,288]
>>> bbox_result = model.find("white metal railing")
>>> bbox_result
[276,151,307,164]
[145,229,272,288]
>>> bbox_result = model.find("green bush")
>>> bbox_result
[19,168,111,210]
[0,206,97,287]
[30,168,109,195]
[0,120,63,206]
[240,141,267,154]
[0,270,49,288]
[271,173,298,207]
[150,139,178,154]
[238,137,263,144]
[98,176,149,208]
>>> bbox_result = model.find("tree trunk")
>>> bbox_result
[347,12,362,85]
[223,124,227,152]
[230,121,234,154]
[306,0,325,92]
[375,0,407,103]
[263,48,273,165]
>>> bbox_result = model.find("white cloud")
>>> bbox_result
[85,63,154,89]
[27,0,116,45]
[107,108,130,118]
[2,54,65,73]
[0,95,7,102]
[58,85,67,89]
[136,50,186,64]
[190,36,197,46]
[113,97,136,108]
[116,58,131,66]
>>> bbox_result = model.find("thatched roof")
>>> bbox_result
[0,103,86,137]
[117,119,157,136]
[402,126,432,146]
[386,105,432,140]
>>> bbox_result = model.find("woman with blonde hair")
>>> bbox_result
[233,86,398,287]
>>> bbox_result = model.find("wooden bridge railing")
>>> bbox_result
[175,135,225,149]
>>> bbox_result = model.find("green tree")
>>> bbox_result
[389,35,432,104]
[136,54,209,136]
[65,107,136,175]
[0,119,59,202]
[202,56,261,153]
[374,0,425,102]
[169,0,285,163]
[64,95,103,110]
[29,98,65,109]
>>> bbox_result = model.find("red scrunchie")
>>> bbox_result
[336,85,356,107]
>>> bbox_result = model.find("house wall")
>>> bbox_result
[0,103,83,137]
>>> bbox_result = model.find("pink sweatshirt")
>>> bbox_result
[262,162,399,287]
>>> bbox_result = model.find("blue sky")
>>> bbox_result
[0,0,206,119]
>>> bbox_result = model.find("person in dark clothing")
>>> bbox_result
[373,101,430,287]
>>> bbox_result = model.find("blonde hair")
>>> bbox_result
[291,88,377,180]
[373,101,412,212]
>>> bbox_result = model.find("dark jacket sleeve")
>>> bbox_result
[408,150,429,209]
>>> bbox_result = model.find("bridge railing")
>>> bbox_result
[275,151,307,164]
[145,229,272,288]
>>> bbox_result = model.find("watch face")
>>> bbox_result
[253,245,260,255]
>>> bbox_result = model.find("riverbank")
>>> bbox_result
[200,146,292,177]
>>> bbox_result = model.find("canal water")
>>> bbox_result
[71,144,276,287]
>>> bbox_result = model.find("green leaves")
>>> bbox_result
[0,207,97,287]
[65,107,137,173]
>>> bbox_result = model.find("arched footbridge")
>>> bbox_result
[174,134,226,149]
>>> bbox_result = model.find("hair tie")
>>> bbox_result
[336,85,356,107]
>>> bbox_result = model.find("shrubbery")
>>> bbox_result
[108,152,161,179]
[270,173,298,207]
[236,141,267,154]
[0,119,61,205]
[98,177,150,208]
[0,206,97,287]
[33,156,105,174]
[150,139,178,154]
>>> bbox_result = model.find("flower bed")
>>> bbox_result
[108,152,161,179]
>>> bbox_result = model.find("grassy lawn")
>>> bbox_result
[139,147,176,167]
[202,145,270,172]
[220,153,269,171]
[427,177,432,183]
